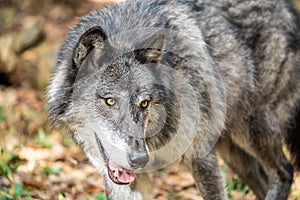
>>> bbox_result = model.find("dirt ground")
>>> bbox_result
[0,0,300,199]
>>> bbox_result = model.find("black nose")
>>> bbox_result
[128,151,149,169]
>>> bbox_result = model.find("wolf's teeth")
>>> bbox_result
[114,170,119,177]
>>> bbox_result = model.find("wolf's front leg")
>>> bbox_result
[184,150,228,200]
[104,173,152,200]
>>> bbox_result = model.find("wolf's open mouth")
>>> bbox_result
[95,133,136,185]
[107,160,136,185]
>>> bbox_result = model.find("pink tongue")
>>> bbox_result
[109,160,136,183]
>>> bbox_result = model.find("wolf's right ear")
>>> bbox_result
[73,26,107,68]
[48,26,107,123]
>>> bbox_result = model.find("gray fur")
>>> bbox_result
[48,0,300,199]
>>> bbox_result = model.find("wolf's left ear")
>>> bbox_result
[136,32,165,63]
[73,26,107,68]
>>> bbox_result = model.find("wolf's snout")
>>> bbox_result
[128,137,149,168]
[128,151,149,169]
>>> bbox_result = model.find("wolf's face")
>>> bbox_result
[49,26,185,185]
[48,24,223,186]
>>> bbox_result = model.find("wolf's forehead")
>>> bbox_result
[99,68,135,92]
[98,69,152,98]
[108,30,155,48]
[102,62,130,80]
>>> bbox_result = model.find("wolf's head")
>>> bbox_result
[48,8,226,184]
[48,25,195,185]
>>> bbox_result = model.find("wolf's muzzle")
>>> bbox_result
[128,151,149,168]
[128,138,149,168]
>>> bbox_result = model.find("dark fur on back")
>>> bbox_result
[287,107,300,170]
[286,2,300,171]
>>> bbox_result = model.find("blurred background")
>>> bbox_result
[0,0,300,199]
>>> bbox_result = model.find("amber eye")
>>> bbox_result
[106,98,116,106]
[140,100,149,109]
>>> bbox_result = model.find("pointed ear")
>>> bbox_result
[73,26,107,68]
[48,26,107,122]
[136,32,165,63]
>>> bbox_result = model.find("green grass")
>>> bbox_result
[43,165,62,175]
[84,193,107,200]
[34,128,53,148]
[222,166,250,199]
[93,193,107,200]
[227,175,250,199]
[0,183,31,200]
[0,105,6,121]
[63,136,75,146]
[0,148,32,200]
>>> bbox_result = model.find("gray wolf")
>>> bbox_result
[47,0,300,199]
